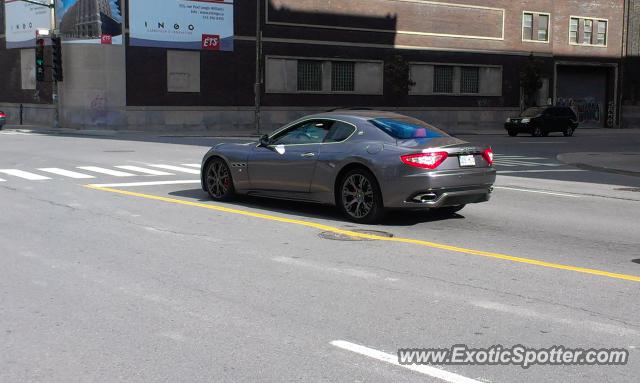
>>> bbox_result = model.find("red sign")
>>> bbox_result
[202,34,220,51]
[101,34,112,45]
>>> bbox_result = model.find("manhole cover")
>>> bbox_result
[614,188,640,192]
[319,229,394,241]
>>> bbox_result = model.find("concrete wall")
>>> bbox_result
[622,106,640,128]
[58,43,127,129]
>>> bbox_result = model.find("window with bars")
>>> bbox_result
[297,60,323,92]
[460,67,479,94]
[570,18,579,44]
[433,66,454,93]
[523,13,533,41]
[331,61,355,92]
[583,19,593,44]
[538,14,549,41]
[596,20,607,45]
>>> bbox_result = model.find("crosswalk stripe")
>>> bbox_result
[38,168,95,179]
[149,164,201,174]
[0,169,51,180]
[181,163,201,168]
[115,165,174,176]
[77,166,136,177]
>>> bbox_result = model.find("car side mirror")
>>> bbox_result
[258,134,271,147]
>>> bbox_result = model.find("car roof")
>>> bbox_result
[300,110,415,123]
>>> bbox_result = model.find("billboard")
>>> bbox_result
[57,0,123,44]
[129,0,234,51]
[4,0,52,49]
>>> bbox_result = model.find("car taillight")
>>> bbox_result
[401,152,448,169]
[482,148,494,165]
[0,112,5,118]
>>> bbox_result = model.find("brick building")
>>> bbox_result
[0,0,639,131]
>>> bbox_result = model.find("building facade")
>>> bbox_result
[1,0,639,131]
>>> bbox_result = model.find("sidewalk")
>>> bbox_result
[558,152,640,177]
[0,124,260,139]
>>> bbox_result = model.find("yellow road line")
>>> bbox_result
[85,185,640,283]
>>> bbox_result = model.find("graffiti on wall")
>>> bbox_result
[556,98,602,123]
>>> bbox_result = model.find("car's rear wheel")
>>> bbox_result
[205,158,234,201]
[339,169,384,224]
[532,127,543,137]
[507,129,517,137]
[563,127,575,137]
[433,205,466,216]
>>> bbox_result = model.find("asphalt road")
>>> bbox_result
[1,128,639,382]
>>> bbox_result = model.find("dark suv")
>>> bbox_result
[505,106,579,137]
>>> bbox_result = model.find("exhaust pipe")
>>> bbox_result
[413,193,438,203]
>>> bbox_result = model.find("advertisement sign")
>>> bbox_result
[4,0,52,49]
[129,0,234,51]
[57,0,123,44]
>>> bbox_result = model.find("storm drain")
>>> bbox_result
[614,188,640,192]
[319,229,394,241]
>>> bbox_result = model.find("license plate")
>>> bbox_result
[459,155,476,167]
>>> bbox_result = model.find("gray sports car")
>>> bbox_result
[201,111,496,223]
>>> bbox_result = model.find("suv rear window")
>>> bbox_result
[370,118,447,140]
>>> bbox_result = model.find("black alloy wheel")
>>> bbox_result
[205,158,234,201]
[339,169,384,224]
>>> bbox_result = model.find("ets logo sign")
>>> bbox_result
[202,34,220,51]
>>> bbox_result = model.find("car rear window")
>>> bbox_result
[370,118,447,140]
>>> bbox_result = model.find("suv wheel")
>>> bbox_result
[532,127,543,137]
[563,127,574,137]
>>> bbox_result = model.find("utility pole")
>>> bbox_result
[254,0,262,134]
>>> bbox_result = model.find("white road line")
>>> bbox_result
[77,166,136,177]
[181,163,201,168]
[330,340,482,383]
[498,169,585,174]
[495,156,547,160]
[38,168,95,179]
[149,164,201,174]
[494,186,581,198]
[0,177,5,182]
[115,165,174,176]
[0,169,51,181]
[494,160,560,167]
[88,180,201,188]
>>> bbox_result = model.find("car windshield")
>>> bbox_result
[520,107,546,117]
[370,117,447,140]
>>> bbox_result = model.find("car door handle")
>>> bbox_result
[301,152,315,158]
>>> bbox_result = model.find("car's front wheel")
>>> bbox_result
[338,168,384,224]
[563,126,575,137]
[532,127,543,137]
[507,129,517,137]
[205,158,235,201]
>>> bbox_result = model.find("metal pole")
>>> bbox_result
[254,0,262,134]
[51,0,60,129]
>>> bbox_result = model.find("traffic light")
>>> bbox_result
[52,37,63,82]
[35,38,45,82]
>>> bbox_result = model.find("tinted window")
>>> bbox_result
[370,117,447,140]
[271,120,332,145]
[324,121,355,143]
[521,107,546,117]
